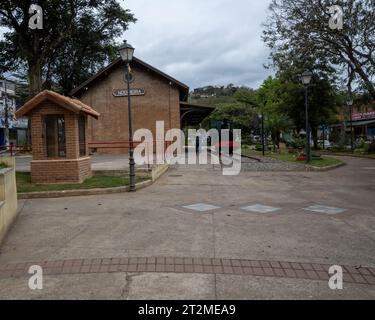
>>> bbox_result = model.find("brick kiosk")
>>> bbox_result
[15,90,100,184]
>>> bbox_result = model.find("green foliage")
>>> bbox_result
[241,147,343,168]
[256,76,293,149]
[194,70,340,151]
[192,84,252,99]
[255,144,263,152]
[16,172,146,193]
[368,141,375,153]
[0,1,136,95]
[256,74,339,150]
[0,162,8,169]
[263,0,375,98]
[207,101,257,133]
[194,85,259,133]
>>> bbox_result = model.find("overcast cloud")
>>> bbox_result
[1,1,274,90]
[121,0,274,90]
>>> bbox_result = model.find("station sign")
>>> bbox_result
[352,111,375,121]
[113,88,145,97]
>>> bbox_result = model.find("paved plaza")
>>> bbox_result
[0,156,375,299]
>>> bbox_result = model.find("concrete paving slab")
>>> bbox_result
[0,273,127,300]
[216,274,375,300]
[1,155,375,299]
[241,204,281,214]
[183,203,221,212]
[304,205,347,215]
[123,273,215,300]
[0,272,215,300]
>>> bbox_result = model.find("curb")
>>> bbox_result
[305,161,346,172]
[240,154,262,162]
[241,153,346,172]
[320,152,375,160]
[18,180,153,200]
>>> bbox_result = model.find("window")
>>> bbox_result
[79,116,86,157]
[44,115,66,158]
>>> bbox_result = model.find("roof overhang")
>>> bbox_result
[15,90,100,119]
[349,119,375,126]
[180,102,215,126]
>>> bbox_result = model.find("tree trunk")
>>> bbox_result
[348,52,375,99]
[276,130,281,149]
[28,61,42,97]
[312,127,318,150]
[271,131,277,152]
[354,64,375,99]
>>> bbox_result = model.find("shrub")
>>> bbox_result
[368,140,375,153]
[0,162,8,169]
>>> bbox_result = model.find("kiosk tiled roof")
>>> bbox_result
[15,90,100,119]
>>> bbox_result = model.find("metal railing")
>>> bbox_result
[88,140,175,168]
[0,144,19,157]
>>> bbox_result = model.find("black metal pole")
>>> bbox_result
[261,112,265,157]
[305,85,311,163]
[350,105,354,154]
[4,80,9,148]
[126,63,136,192]
[322,125,325,150]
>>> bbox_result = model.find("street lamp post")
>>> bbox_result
[301,70,313,163]
[347,98,354,154]
[258,112,265,156]
[4,80,9,148]
[118,40,136,192]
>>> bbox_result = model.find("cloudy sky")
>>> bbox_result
[0,0,274,90]
[121,0,274,90]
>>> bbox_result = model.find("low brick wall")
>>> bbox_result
[31,157,92,184]
[0,166,18,245]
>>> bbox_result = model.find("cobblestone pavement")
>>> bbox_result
[16,151,307,172]
[241,156,306,171]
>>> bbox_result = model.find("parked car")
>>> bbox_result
[318,140,332,149]
[252,135,261,143]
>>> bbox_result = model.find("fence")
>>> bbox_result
[0,145,22,157]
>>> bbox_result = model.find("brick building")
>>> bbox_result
[332,101,375,139]
[15,91,100,183]
[70,57,214,154]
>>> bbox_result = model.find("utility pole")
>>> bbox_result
[304,85,311,162]
[262,111,265,156]
[347,84,354,154]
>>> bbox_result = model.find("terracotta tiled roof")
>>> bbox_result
[69,56,190,101]
[15,90,100,119]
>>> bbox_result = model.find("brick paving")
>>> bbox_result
[1,257,374,286]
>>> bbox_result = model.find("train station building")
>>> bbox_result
[70,57,214,153]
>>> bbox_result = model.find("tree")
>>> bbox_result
[207,102,258,135]
[263,0,375,98]
[256,77,293,150]
[257,75,339,150]
[0,0,136,96]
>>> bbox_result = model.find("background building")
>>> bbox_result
[0,79,29,148]
[350,104,375,138]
